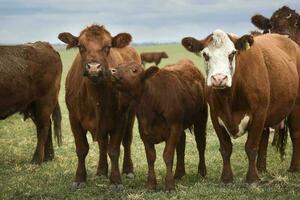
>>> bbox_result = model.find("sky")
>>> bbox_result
[1,0,299,44]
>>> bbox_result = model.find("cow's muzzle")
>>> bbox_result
[211,73,228,89]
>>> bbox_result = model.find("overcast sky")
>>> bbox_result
[1,0,299,44]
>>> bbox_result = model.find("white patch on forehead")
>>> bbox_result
[206,29,235,53]
[218,115,250,139]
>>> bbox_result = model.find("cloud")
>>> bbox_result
[0,0,299,44]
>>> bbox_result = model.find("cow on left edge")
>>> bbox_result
[0,42,63,164]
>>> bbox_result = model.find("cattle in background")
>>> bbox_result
[182,30,300,183]
[251,6,300,44]
[110,59,207,191]
[0,42,62,164]
[140,51,168,66]
[58,25,141,190]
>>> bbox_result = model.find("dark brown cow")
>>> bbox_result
[182,30,300,183]
[251,6,300,44]
[140,51,168,66]
[110,59,207,191]
[0,42,62,164]
[58,25,141,190]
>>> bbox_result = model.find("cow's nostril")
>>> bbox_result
[110,68,117,74]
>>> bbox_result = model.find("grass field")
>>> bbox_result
[1,44,300,200]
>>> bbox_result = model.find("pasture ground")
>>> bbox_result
[0,44,300,200]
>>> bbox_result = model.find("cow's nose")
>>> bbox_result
[110,68,117,74]
[211,74,228,87]
[86,63,101,73]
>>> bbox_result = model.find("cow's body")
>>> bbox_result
[182,31,300,183]
[111,59,207,191]
[140,52,168,66]
[59,25,141,189]
[0,42,62,164]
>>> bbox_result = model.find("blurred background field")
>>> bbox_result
[0,44,300,200]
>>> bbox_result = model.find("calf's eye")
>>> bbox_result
[228,51,236,62]
[132,68,137,73]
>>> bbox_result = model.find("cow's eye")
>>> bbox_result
[228,51,236,62]
[132,68,137,73]
[102,46,111,55]
[78,45,86,53]
[202,52,210,62]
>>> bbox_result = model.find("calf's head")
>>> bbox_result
[58,25,132,83]
[110,62,158,95]
[251,6,300,38]
[182,29,253,89]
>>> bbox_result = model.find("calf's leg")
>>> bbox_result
[174,132,186,179]
[143,141,157,190]
[96,137,108,177]
[122,114,135,177]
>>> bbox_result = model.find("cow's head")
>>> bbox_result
[161,52,169,59]
[110,62,158,95]
[182,29,253,89]
[251,6,300,39]
[58,25,132,83]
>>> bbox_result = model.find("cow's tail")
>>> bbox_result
[275,119,288,161]
[52,102,62,146]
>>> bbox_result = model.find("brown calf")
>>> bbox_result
[58,25,141,190]
[140,51,168,66]
[0,42,62,164]
[110,59,207,191]
[251,6,300,44]
[182,30,300,183]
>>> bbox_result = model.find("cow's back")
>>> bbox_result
[0,42,62,118]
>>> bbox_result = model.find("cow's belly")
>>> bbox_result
[265,60,299,126]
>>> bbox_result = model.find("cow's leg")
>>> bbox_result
[96,137,108,177]
[288,106,300,172]
[211,114,233,183]
[174,132,186,179]
[108,132,123,188]
[245,113,266,183]
[194,108,207,177]
[155,59,161,66]
[44,122,55,162]
[122,114,134,178]
[31,102,53,164]
[257,128,270,172]
[163,123,181,191]
[69,115,89,190]
[144,141,157,190]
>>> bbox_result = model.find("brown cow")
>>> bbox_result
[140,51,168,66]
[251,6,300,44]
[0,42,62,164]
[182,30,300,183]
[58,25,141,190]
[110,59,207,191]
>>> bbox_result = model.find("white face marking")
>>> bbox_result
[218,115,250,139]
[202,29,237,87]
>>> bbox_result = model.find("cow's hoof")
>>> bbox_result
[110,184,124,191]
[288,167,300,172]
[71,182,86,191]
[125,173,134,179]
[31,157,42,165]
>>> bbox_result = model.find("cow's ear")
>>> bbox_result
[58,32,78,49]
[295,17,300,28]
[112,33,132,48]
[234,34,254,51]
[251,14,271,31]
[181,37,204,53]
[143,66,159,80]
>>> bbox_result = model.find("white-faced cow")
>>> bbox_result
[182,29,300,183]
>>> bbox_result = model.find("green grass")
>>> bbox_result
[1,44,300,200]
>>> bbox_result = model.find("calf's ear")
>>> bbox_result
[181,37,204,53]
[112,33,132,48]
[143,66,159,80]
[251,14,271,31]
[234,34,254,51]
[58,32,78,49]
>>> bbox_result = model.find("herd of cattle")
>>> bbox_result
[1,6,300,191]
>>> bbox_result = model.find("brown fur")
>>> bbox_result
[110,59,207,191]
[140,52,168,66]
[251,6,300,44]
[0,42,62,164]
[182,33,300,183]
[58,24,141,189]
